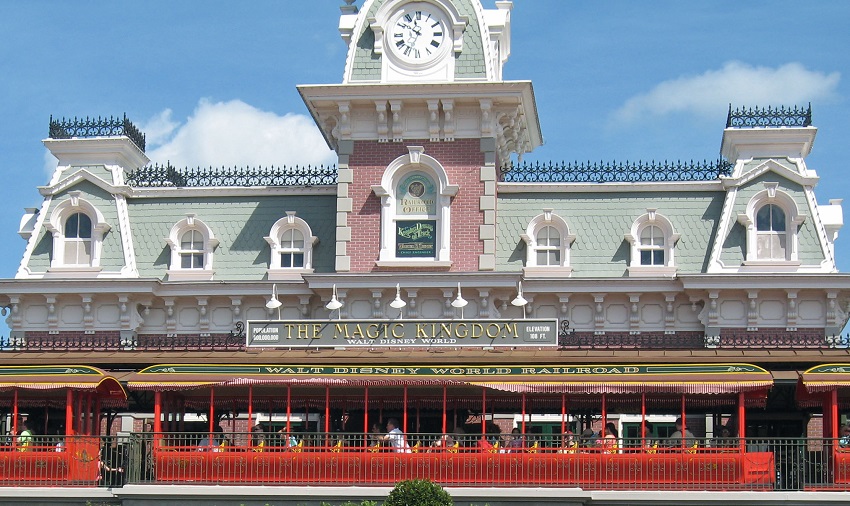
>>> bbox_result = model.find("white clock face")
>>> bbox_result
[391,9,445,62]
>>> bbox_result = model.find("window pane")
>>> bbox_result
[640,250,652,265]
[772,205,786,231]
[756,206,771,231]
[653,250,664,265]
[549,250,560,265]
[65,214,79,238]
[181,254,192,269]
[293,253,304,267]
[193,254,204,268]
[181,230,203,250]
[77,214,92,238]
[537,250,548,266]
[281,229,293,245]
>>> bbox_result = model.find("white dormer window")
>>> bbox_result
[738,184,805,265]
[625,209,679,277]
[265,212,318,280]
[44,192,110,273]
[521,209,575,277]
[166,214,218,281]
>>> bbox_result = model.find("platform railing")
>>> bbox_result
[2,433,849,490]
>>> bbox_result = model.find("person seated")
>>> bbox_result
[558,431,578,454]
[198,426,227,451]
[251,424,266,452]
[504,428,525,453]
[665,418,696,449]
[579,429,597,452]
[430,433,455,452]
[840,425,850,448]
[599,423,619,453]
[712,425,735,450]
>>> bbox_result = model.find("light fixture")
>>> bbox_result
[389,283,406,318]
[451,282,468,319]
[265,283,283,319]
[511,281,528,319]
[325,284,343,319]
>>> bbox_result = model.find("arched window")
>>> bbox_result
[372,146,458,266]
[755,204,786,260]
[738,184,805,264]
[536,226,561,266]
[166,214,218,280]
[179,230,205,269]
[638,225,665,266]
[280,228,305,268]
[44,192,110,272]
[265,212,318,280]
[64,212,93,265]
[521,210,575,276]
[625,209,679,277]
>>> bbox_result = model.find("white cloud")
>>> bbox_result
[143,99,335,168]
[613,61,840,124]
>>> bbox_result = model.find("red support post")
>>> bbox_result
[248,385,253,431]
[481,387,486,435]
[325,386,331,435]
[66,390,74,437]
[738,391,746,452]
[12,388,18,437]
[442,384,447,434]
[286,385,291,434]
[403,385,408,433]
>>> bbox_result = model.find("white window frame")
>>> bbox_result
[265,211,318,280]
[521,209,575,277]
[165,213,218,281]
[44,191,110,273]
[371,146,458,267]
[625,209,679,277]
[737,184,806,265]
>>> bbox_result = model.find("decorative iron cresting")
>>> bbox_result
[48,114,146,152]
[726,103,812,128]
[0,330,838,351]
[499,159,733,183]
[126,163,337,187]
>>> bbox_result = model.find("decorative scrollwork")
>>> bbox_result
[499,159,732,183]
[726,103,812,128]
[48,114,146,152]
[126,163,337,188]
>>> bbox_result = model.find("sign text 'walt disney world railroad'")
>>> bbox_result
[246,319,558,348]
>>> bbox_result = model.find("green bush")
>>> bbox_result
[384,479,453,506]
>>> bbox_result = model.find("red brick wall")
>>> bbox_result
[348,139,485,272]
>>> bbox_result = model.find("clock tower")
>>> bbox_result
[299,0,541,273]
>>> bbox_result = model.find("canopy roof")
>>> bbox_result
[0,365,126,399]
[127,363,772,395]
[801,363,850,393]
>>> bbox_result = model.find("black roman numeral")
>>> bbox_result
[430,40,440,48]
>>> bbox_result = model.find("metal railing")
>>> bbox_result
[2,331,845,352]
[726,104,812,128]
[499,159,732,183]
[48,114,146,152]
[3,433,845,490]
[126,163,337,188]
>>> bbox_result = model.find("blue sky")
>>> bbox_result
[0,0,848,282]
